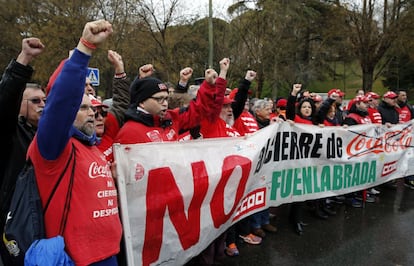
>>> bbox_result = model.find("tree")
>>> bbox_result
[382,53,414,90]
[342,0,413,92]
[226,0,352,98]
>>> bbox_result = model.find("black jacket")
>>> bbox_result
[378,101,399,124]
[0,59,34,230]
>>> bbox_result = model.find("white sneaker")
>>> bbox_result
[369,188,380,195]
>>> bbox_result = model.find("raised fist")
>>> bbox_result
[205,69,218,85]
[107,50,124,73]
[17,38,45,65]
[219,58,230,71]
[292,83,302,94]
[245,70,256,82]
[180,67,193,83]
[81,19,113,47]
[139,64,154,79]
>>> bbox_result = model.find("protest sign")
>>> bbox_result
[114,121,414,266]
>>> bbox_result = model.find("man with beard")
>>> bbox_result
[0,37,45,264]
[27,20,122,265]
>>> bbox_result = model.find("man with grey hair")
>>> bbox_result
[0,37,45,265]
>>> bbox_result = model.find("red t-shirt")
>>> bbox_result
[28,138,122,266]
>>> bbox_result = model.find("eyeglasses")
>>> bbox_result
[150,96,168,103]
[94,110,108,119]
[79,104,97,112]
[26,97,46,104]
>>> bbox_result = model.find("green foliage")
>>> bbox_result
[382,54,414,90]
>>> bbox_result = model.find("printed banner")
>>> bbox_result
[113,121,414,266]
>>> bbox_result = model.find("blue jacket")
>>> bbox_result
[24,236,74,266]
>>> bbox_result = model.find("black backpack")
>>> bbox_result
[2,144,75,265]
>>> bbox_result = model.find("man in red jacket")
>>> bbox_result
[115,58,229,144]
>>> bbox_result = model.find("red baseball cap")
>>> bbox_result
[228,88,252,100]
[223,96,235,105]
[89,95,109,108]
[276,98,287,108]
[366,92,380,100]
[328,88,345,97]
[229,88,238,100]
[354,95,369,103]
[383,91,398,99]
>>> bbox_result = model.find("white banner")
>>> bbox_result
[113,121,414,266]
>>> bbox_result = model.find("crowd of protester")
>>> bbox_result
[1,19,414,266]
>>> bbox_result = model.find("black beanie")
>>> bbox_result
[129,77,168,106]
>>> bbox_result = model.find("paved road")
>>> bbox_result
[218,179,414,266]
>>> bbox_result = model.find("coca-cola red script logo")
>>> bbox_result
[347,127,412,158]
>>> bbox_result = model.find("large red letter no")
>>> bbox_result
[210,155,252,228]
[143,162,208,266]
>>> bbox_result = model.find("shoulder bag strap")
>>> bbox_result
[59,146,76,235]
[43,142,76,215]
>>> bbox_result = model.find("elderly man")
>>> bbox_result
[27,20,122,265]
[0,38,44,264]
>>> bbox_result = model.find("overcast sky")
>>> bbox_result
[178,0,239,21]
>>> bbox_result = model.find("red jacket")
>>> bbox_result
[233,111,259,136]
[200,118,241,138]
[367,107,382,124]
[323,119,337,126]
[97,112,120,160]
[294,115,314,125]
[397,104,413,123]
[346,113,372,124]
[115,78,226,144]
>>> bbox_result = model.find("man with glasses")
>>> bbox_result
[0,37,45,264]
[19,83,46,128]
[115,58,229,144]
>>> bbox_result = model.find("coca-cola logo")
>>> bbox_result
[347,127,412,157]
[88,162,112,178]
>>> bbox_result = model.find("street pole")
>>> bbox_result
[208,0,213,68]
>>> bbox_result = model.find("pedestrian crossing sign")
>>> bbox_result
[87,67,100,86]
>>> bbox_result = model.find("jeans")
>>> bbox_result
[250,208,270,229]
